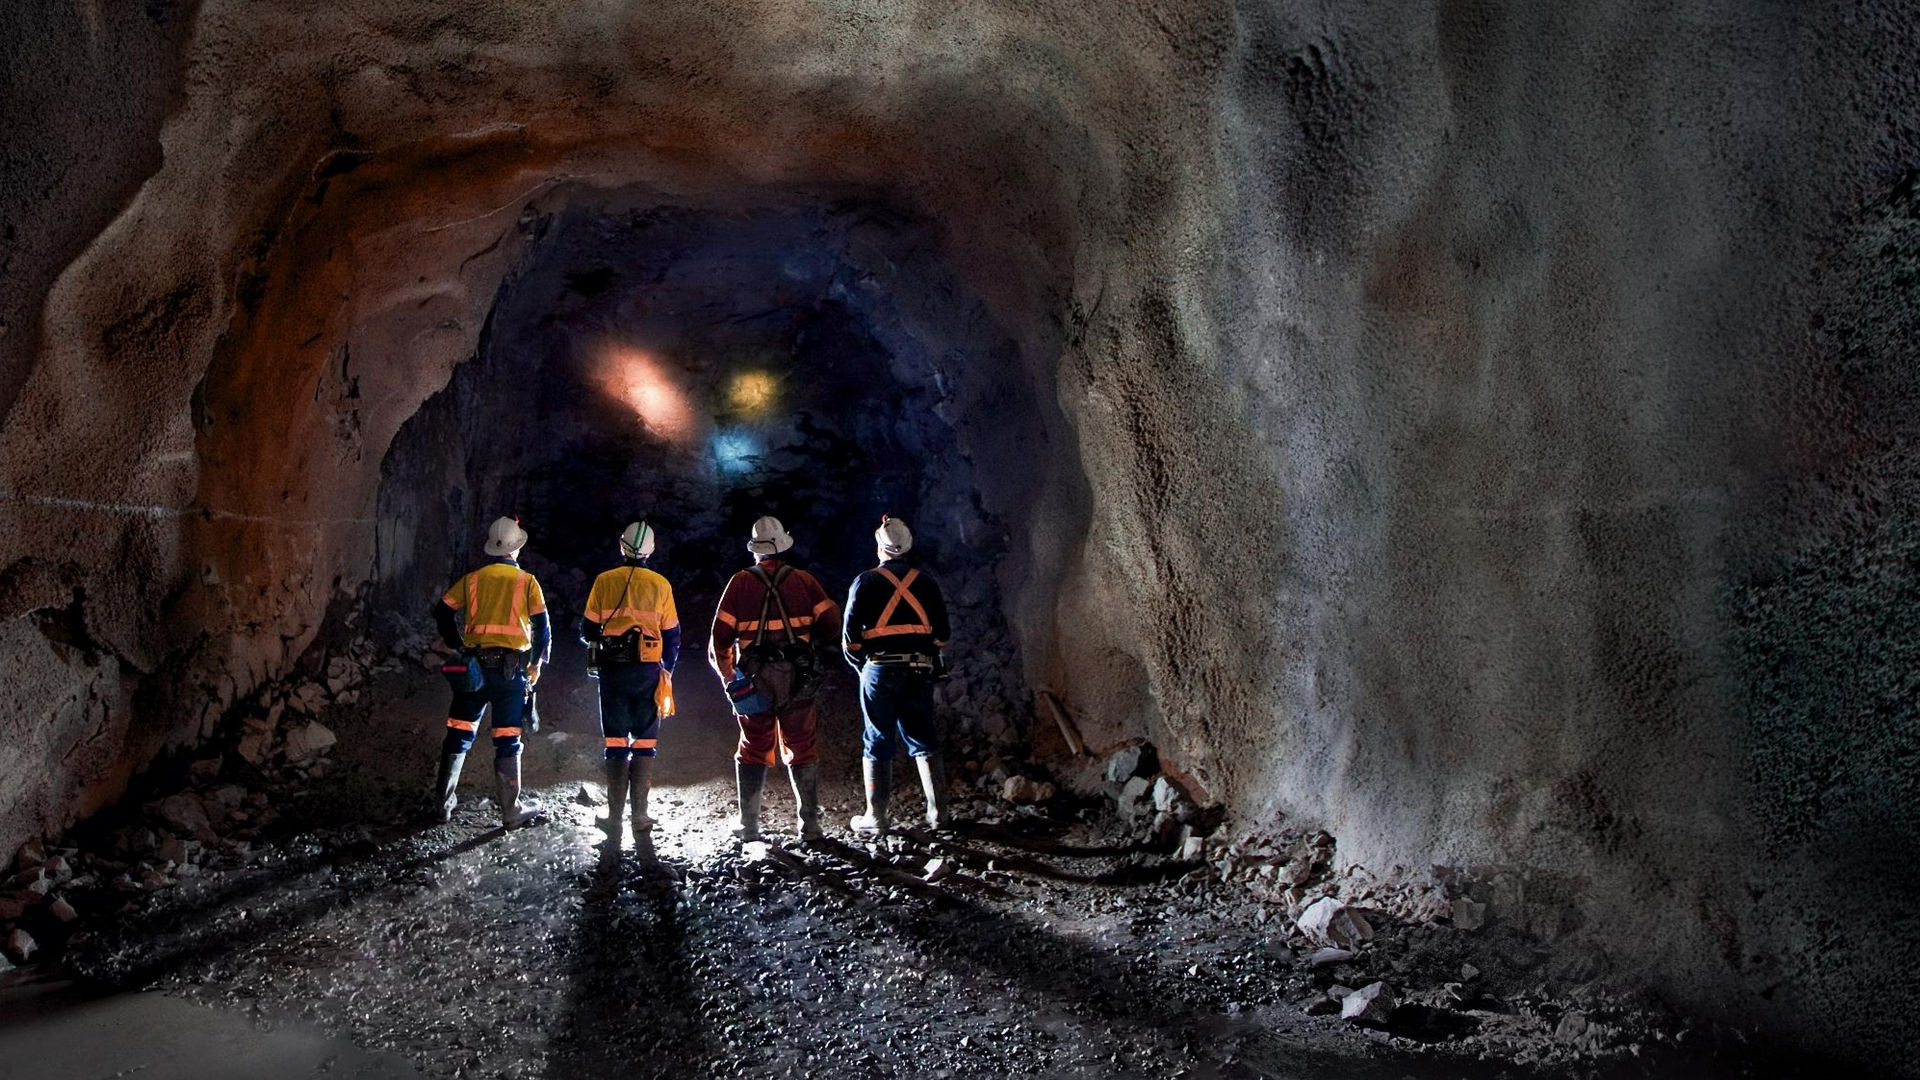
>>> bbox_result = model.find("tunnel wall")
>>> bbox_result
[1,0,1916,1068]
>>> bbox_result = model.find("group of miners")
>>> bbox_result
[428,512,951,845]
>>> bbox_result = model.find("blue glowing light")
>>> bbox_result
[710,429,762,475]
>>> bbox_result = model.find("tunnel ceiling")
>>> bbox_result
[3,2,1919,1071]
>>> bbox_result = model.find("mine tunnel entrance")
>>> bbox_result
[369,194,1035,767]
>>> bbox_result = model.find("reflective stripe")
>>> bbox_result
[464,569,537,644]
[812,597,836,617]
[493,727,523,738]
[605,736,632,748]
[734,616,812,632]
[863,567,934,641]
[715,609,738,627]
[632,738,658,749]
[446,719,477,731]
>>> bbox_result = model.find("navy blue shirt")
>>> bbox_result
[842,558,950,666]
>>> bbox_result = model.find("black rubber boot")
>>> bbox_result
[495,755,541,829]
[915,753,951,830]
[732,763,768,842]
[789,763,822,841]
[850,756,891,836]
[431,751,466,823]
[602,757,628,840]
[629,754,656,834]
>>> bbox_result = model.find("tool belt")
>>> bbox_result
[473,647,529,674]
[596,631,645,666]
[740,640,817,669]
[866,651,936,670]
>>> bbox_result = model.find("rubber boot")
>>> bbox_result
[789,763,822,841]
[601,757,628,840]
[732,762,768,842]
[629,754,656,834]
[495,755,541,829]
[915,753,952,830]
[849,756,891,836]
[431,751,466,823]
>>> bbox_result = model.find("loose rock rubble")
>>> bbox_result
[4,656,1792,1079]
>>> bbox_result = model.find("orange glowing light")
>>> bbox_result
[727,371,779,416]
[600,345,696,443]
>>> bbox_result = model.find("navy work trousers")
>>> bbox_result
[444,662,529,761]
[859,662,938,761]
[598,661,664,761]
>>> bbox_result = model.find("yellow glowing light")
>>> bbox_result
[727,371,779,416]
[600,345,696,443]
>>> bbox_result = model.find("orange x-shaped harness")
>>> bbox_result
[862,567,933,639]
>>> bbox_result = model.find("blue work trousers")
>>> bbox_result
[598,662,663,761]
[859,662,938,761]
[444,663,528,761]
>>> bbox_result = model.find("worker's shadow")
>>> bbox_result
[70,826,503,988]
[541,836,705,1078]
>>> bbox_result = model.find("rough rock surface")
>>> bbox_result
[1,1,1917,1072]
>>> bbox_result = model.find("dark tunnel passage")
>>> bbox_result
[380,197,1021,641]
[371,193,1039,763]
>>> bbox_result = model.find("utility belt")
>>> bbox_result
[865,651,936,671]
[586,630,661,681]
[443,647,527,693]
[474,647,530,673]
[740,639,818,671]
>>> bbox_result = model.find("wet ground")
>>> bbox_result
[6,655,1813,1080]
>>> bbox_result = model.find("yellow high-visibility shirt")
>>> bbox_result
[442,562,547,651]
[584,565,678,662]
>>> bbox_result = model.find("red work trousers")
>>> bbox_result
[734,700,819,767]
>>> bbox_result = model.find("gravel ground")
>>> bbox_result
[44,658,1814,1080]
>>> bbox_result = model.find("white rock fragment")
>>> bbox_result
[1340,981,1396,1022]
[1307,947,1355,968]
[1451,896,1488,931]
[1151,776,1184,813]
[283,720,337,763]
[1117,775,1152,818]
[5,928,38,963]
[1296,896,1373,948]
[48,896,79,923]
[1104,745,1146,784]
[1001,776,1055,804]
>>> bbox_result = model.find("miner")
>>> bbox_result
[578,521,680,842]
[842,515,952,835]
[430,516,551,828]
[708,515,839,842]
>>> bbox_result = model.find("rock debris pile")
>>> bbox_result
[0,632,423,972]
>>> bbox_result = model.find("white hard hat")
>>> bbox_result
[875,515,913,559]
[747,515,793,556]
[484,516,528,558]
[619,521,656,560]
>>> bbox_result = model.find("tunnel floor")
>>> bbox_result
[0,655,1798,1080]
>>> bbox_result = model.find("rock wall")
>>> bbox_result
[0,0,1915,1069]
